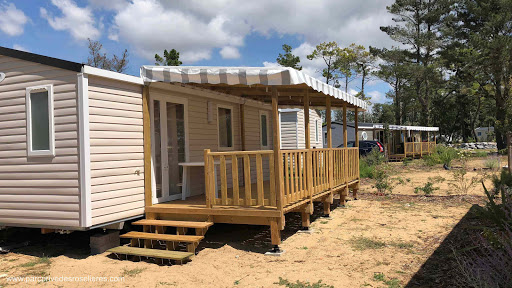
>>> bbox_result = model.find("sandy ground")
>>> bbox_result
[0,157,498,288]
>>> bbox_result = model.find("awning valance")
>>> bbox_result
[141,66,367,110]
[373,124,439,132]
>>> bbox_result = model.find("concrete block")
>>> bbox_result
[90,231,120,255]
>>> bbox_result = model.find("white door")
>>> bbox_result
[151,95,188,204]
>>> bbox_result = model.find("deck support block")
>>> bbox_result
[270,219,281,246]
[301,211,310,229]
[352,188,358,200]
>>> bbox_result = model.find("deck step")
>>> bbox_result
[107,246,193,261]
[120,231,203,243]
[132,219,213,229]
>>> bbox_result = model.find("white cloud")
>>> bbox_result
[107,0,395,63]
[88,0,128,11]
[0,3,28,36]
[263,61,279,67]
[219,46,240,59]
[367,90,387,104]
[13,44,29,52]
[40,0,100,41]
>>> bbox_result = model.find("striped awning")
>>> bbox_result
[373,124,439,132]
[140,66,367,110]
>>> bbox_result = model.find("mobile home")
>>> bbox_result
[280,109,323,149]
[0,47,367,261]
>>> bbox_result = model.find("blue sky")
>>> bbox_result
[0,0,396,106]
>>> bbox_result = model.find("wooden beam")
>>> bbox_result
[272,87,284,227]
[142,86,152,207]
[304,89,310,149]
[355,108,359,147]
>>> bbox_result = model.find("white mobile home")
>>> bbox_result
[1,47,368,260]
[280,109,323,149]
[0,47,146,230]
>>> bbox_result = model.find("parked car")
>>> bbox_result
[337,140,385,156]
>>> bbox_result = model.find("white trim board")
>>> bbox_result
[77,73,92,228]
[82,65,144,85]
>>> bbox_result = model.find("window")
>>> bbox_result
[26,85,55,157]
[218,106,233,149]
[260,111,269,148]
[477,132,482,136]
[315,119,320,142]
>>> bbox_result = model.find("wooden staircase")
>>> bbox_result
[107,219,213,264]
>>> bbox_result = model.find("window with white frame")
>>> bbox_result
[218,106,233,149]
[26,84,55,157]
[260,111,269,148]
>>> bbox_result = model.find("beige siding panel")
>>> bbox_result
[91,200,144,218]
[90,159,144,170]
[90,153,143,162]
[0,217,79,227]
[88,76,145,224]
[0,209,78,219]
[91,194,144,210]
[0,202,79,211]
[91,208,144,226]
[91,187,142,202]
[0,194,79,202]
[0,56,80,228]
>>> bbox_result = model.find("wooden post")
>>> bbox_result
[305,90,310,150]
[142,86,152,208]
[353,108,359,200]
[271,87,284,231]
[341,104,348,206]
[354,108,359,147]
[204,149,211,208]
[240,104,246,151]
[304,89,313,226]
[326,95,332,188]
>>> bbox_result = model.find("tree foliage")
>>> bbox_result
[155,49,182,66]
[276,44,302,70]
[86,39,129,73]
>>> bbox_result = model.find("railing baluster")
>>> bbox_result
[294,152,299,202]
[231,155,239,206]
[284,152,289,204]
[269,154,276,207]
[256,153,264,206]
[243,155,251,206]
[220,156,228,205]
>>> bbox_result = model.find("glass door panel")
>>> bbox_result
[166,102,185,197]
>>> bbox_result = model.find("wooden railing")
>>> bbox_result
[204,150,276,208]
[205,147,360,209]
[347,148,359,182]
[404,142,436,157]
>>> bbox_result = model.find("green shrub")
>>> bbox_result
[472,150,488,157]
[482,170,512,228]
[423,145,459,167]
[403,157,412,166]
[484,158,500,171]
[373,165,398,195]
[414,181,439,196]
[359,148,384,179]
[360,159,376,179]
[365,148,385,166]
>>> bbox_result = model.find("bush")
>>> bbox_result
[373,164,398,195]
[359,148,385,179]
[471,150,488,157]
[498,148,507,155]
[455,171,512,287]
[423,145,460,167]
[484,158,500,171]
[360,159,376,179]
[414,181,439,196]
